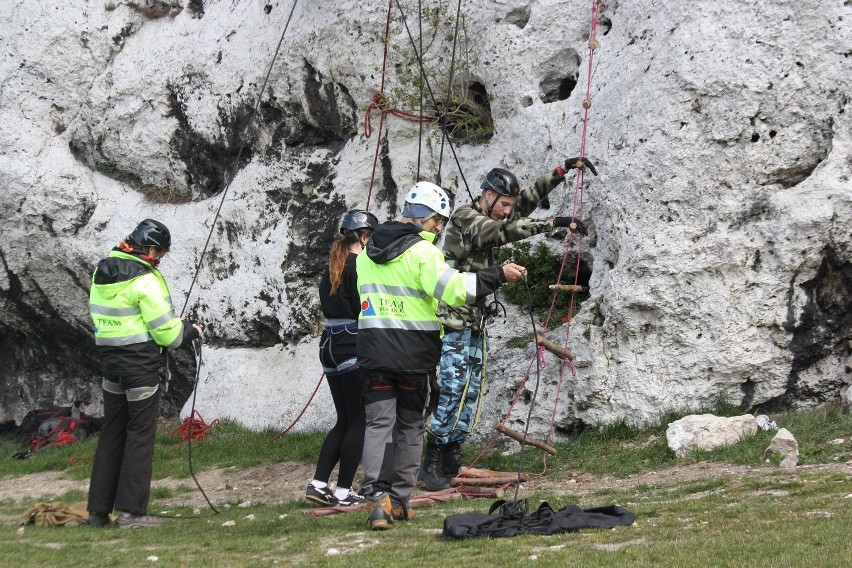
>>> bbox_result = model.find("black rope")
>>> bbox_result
[416,0,423,181]
[186,340,219,513]
[393,0,473,203]
[179,0,299,317]
[512,273,542,506]
[172,0,299,514]
[436,0,463,182]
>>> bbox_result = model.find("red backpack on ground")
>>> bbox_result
[20,403,91,453]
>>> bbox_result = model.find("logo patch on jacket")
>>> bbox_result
[361,298,376,316]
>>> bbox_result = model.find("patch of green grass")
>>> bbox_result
[0,421,328,483]
[1,407,851,567]
[1,471,850,567]
[474,404,852,478]
[505,334,534,350]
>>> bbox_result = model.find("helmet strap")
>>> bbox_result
[485,191,500,217]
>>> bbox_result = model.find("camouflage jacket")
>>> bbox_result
[439,170,564,331]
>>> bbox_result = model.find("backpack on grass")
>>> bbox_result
[19,402,91,454]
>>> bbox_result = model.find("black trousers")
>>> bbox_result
[313,368,366,489]
[88,372,160,515]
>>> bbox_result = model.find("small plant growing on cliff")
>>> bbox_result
[498,241,588,322]
[386,1,493,144]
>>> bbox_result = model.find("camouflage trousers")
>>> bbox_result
[426,328,487,445]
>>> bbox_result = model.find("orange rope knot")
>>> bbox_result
[364,92,436,138]
[169,410,219,442]
[589,38,600,50]
[364,92,390,138]
[368,92,389,111]
[582,98,592,109]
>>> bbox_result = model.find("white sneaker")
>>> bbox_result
[336,491,366,506]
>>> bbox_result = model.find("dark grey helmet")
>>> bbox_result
[340,210,379,234]
[129,219,171,250]
[480,168,520,197]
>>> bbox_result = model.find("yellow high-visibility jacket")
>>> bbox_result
[356,222,505,374]
[89,250,191,376]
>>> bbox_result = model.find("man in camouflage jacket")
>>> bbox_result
[419,159,596,490]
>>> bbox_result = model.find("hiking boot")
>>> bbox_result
[418,441,450,491]
[336,491,366,507]
[365,492,393,531]
[87,512,111,528]
[305,483,338,506]
[442,441,465,477]
[116,513,163,528]
[391,501,416,521]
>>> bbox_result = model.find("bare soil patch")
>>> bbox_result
[2,459,849,514]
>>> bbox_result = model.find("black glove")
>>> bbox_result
[556,157,598,177]
[553,217,588,236]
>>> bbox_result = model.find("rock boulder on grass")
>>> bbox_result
[666,414,758,457]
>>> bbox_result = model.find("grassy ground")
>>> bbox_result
[1,407,850,567]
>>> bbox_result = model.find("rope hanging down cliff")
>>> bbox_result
[468,0,604,481]
[274,0,472,439]
[173,0,300,513]
[363,0,473,209]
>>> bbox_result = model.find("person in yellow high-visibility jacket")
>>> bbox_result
[357,182,526,530]
[86,219,202,529]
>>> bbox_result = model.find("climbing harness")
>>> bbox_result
[299,1,604,519]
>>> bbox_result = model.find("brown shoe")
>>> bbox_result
[391,502,416,521]
[365,492,393,531]
[116,512,163,528]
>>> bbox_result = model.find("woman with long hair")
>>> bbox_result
[306,210,378,506]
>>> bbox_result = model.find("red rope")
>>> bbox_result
[473,0,602,474]
[275,4,401,435]
[270,372,325,442]
[169,410,219,442]
[365,93,434,139]
[363,0,396,211]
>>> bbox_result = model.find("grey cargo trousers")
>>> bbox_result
[360,370,430,506]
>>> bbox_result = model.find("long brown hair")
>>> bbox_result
[328,229,370,294]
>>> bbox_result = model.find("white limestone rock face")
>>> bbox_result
[1,1,850,435]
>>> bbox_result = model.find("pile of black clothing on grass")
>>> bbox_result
[443,499,636,539]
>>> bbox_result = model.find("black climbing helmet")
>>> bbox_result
[340,210,379,234]
[129,219,171,251]
[480,168,520,197]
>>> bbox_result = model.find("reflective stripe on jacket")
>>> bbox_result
[89,250,184,376]
[356,222,503,374]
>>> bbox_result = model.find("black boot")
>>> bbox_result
[418,441,450,491]
[442,441,465,477]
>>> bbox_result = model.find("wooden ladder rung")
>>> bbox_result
[494,422,558,456]
[536,334,574,361]
[548,284,584,293]
[450,475,524,487]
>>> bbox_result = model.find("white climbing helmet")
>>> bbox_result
[403,182,451,219]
